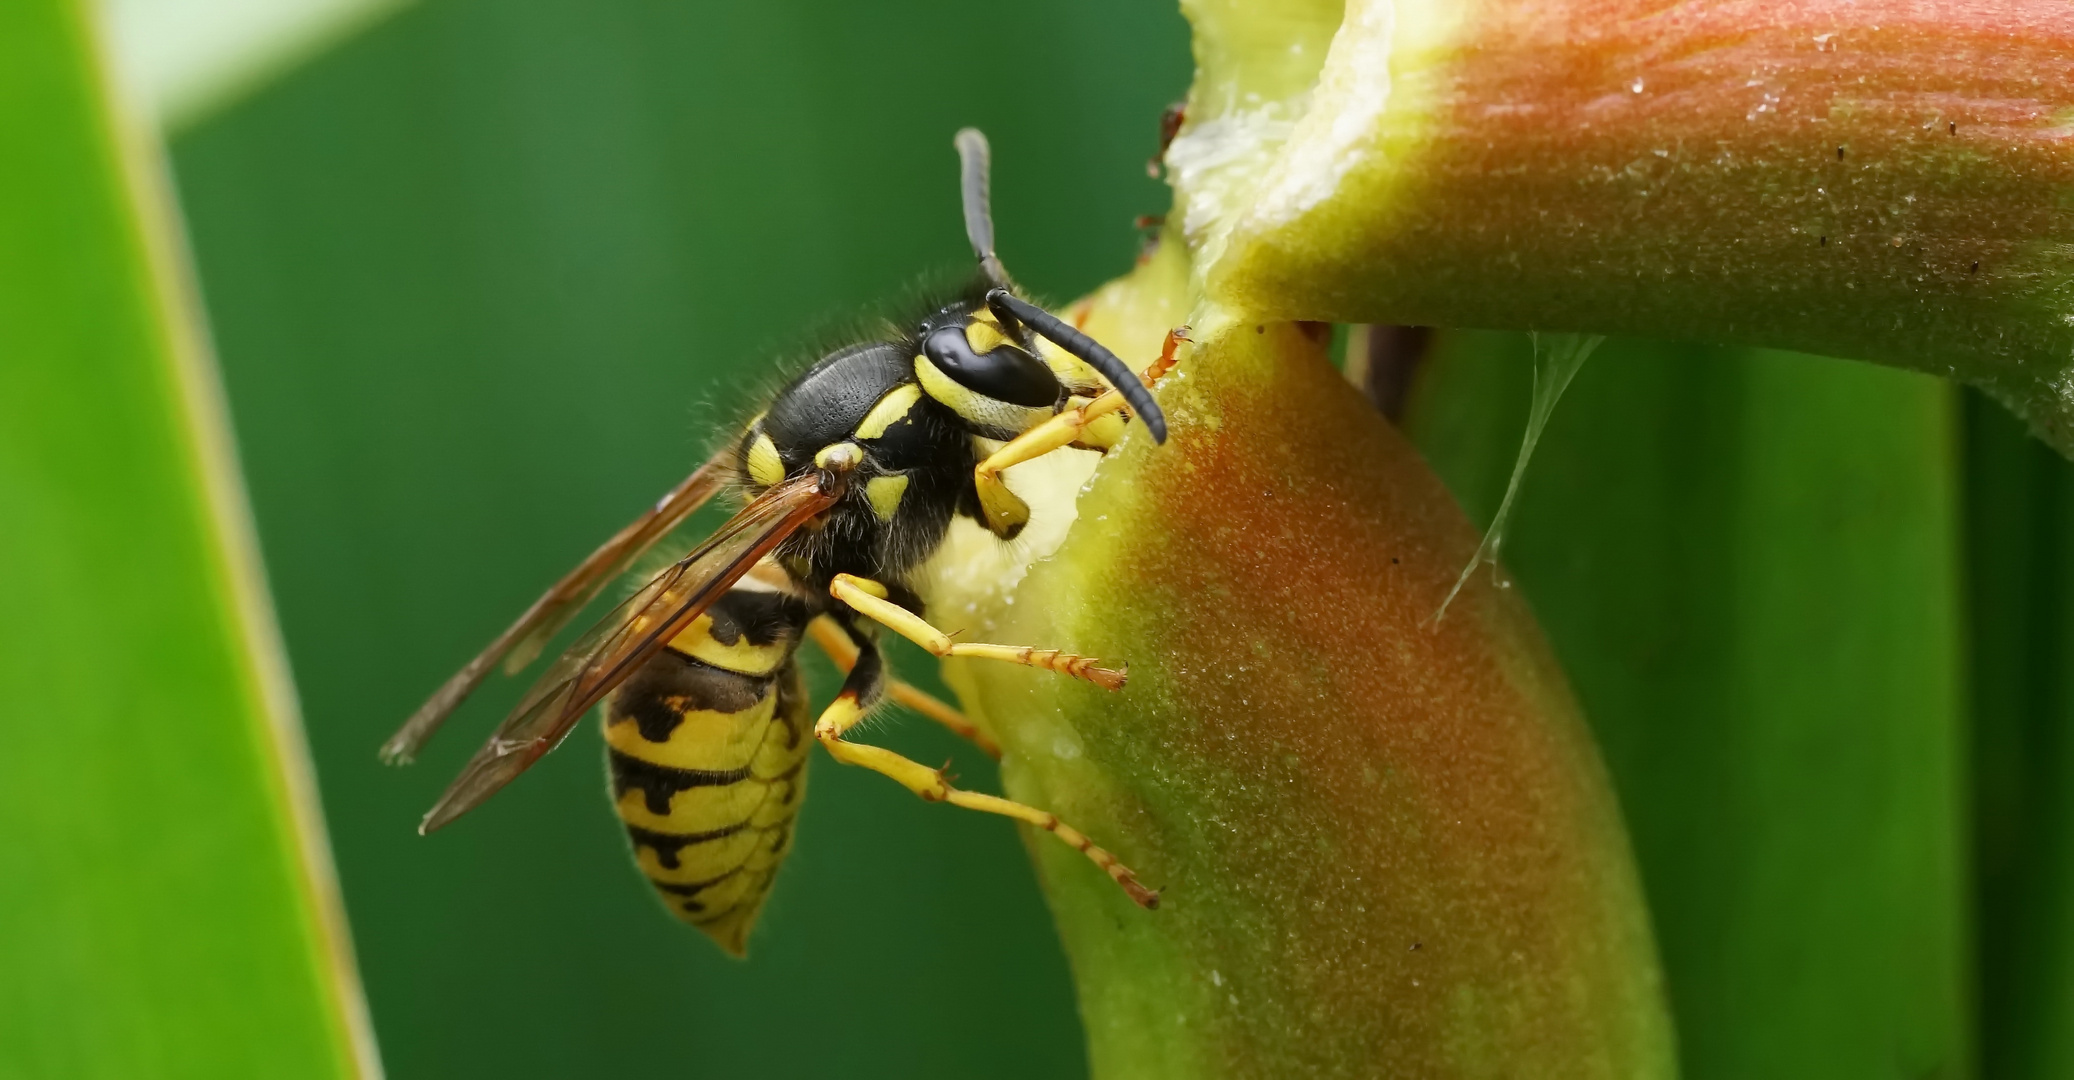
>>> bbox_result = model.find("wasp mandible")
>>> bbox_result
[382,128,1182,956]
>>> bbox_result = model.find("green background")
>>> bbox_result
[171,1,1188,1077]
[1404,337,1971,1079]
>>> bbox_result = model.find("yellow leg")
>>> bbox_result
[806,616,1001,759]
[812,684,1159,910]
[830,575,1126,690]
[977,327,1192,538]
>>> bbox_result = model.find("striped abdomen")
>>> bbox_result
[604,583,812,957]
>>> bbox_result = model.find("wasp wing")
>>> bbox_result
[380,449,735,765]
[415,471,838,834]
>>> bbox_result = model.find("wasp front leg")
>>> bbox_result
[829,575,1125,689]
[976,326,1190,539]
[811,622,1157,909]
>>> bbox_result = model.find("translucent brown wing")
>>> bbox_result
[380,447,734,765]
[414,470,839,834]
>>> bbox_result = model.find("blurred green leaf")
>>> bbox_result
[0,1,371,1076]
[102,0,410,130]
[1406,334,1969,1079]
[1965,392,2074,1080]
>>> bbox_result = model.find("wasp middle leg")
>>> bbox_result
[828,575,1125,690]
[811,623,1157,909]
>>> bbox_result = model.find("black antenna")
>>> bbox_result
[987,290,1168,443]
[954,128,1008,286]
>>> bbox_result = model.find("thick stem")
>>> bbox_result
[1172,0,2074,453]
[923,248,1673,1079]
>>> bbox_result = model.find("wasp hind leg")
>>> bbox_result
[974,326,1190,539]
[829,575,1125,690]
[805,615,1000,759]
[812,624,1157,910]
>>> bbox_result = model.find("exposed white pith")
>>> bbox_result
[913,442,1104,641]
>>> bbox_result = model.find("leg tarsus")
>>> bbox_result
[1147,325,1190,384]
[815,722,1157,909]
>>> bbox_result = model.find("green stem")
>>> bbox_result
[929,251,1674,1079]
[1172,0,2074,453]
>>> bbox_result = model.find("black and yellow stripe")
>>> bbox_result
[603,585,812,957]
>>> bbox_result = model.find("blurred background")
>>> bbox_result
[160,0,1187,1076]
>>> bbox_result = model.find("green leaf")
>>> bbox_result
[1965,393,2074,1080]
[1405,334,1969,1079]
[0,2,373,1075]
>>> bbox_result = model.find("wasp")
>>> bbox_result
[381,129,1180,956]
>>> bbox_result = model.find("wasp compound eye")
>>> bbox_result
[986,290,1168,443]
[920,324,1060,408]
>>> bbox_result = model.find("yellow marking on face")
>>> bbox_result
[744,431,784,487]
[914,353,1049,433]
[856,383,922,440]
[813,441,862,470]
[669,613,793,675]
[964,318,1009,355]
[865,474,910,521]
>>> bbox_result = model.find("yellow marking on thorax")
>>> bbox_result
[865,474,909,520]
[668,613,793,675]
[914,353,1049,433]
[814,441,861,470]
[744,430,785,487]
[856,383,922,440]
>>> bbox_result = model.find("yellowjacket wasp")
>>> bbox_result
[382,129,1178,955]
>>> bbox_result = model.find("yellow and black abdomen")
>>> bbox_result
[603,584,812,957]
